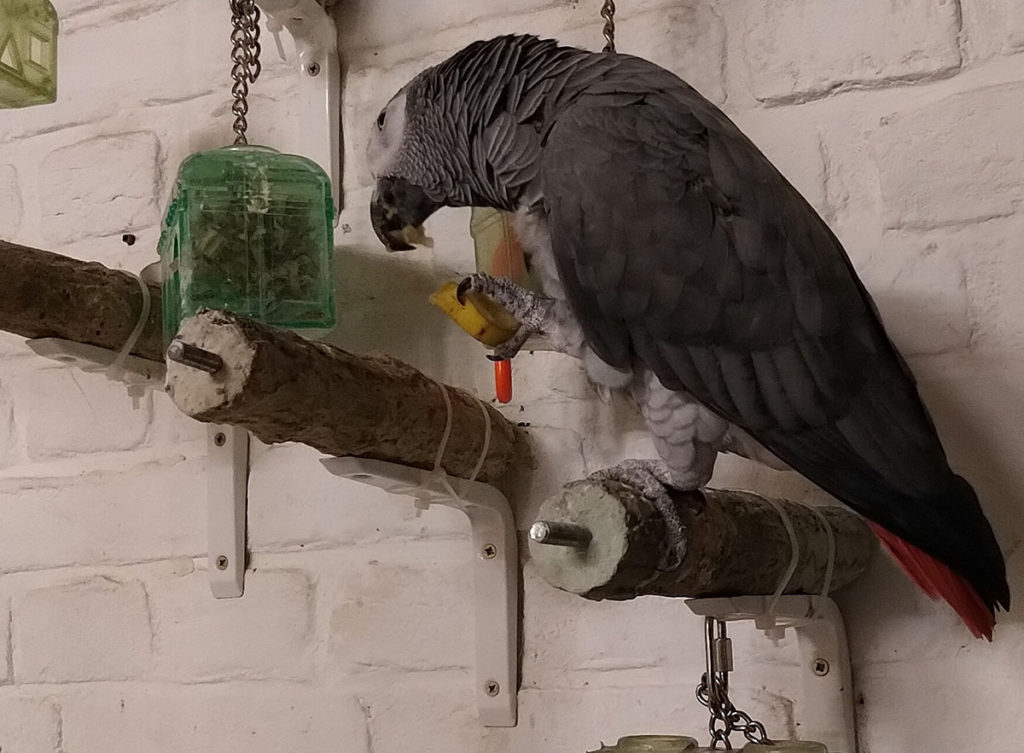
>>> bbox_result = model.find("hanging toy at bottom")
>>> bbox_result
[589,737,827,753]
[158,0,335,347]
[430,208,533,404]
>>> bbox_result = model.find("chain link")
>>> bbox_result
[600,0,616,53]
[230,0,262,145]
[694,618,771,750]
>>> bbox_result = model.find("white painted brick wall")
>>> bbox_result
[10,366,152,456]
[872,82,1024,229]
[39,131,162,245]
[0,696,62,751]
[0,458,204,572]
[739,0,963,104]
[0,598,10,685]
[0,383,14,469]
[0,1,1022,752]
[151,568,314,681]
[246,443,467,551]
[13,577,153,682]
[322,548,475,672]
[0,165,22,236]
[59,684,372,753]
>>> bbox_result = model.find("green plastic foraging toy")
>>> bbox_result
[158,0,334,345]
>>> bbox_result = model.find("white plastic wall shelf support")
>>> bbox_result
[686,594,857,753]
[26,337,165,395]
[257,0,342,220]
[26,337,252,599]
[207,424,250,598]
[321,456,519,727]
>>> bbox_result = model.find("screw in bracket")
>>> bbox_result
[306,61,321,76]
[812,657,830,676]
[216,555,229,571]
[214,432,227,447]
[484,680,500,697]
[481,543,497,559]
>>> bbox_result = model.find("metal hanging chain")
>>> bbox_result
[600,0,616,53]
[694,618,771,750]
[230,0,263,145]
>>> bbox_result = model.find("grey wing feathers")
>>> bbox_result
[537,59,1007,606]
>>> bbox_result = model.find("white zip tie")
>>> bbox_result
[106,273,151,381]
[432,379,455,473]
[808,505,837,601]
[105,272,152,409]
[266,17,287,62]
[427,379,460,503]
[468,398,492,483]
[764,496,800,619]
[426,379,495,504]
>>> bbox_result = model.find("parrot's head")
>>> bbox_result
[367,35,578,251]
[366,82,446,251]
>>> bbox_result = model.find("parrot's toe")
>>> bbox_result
[459,272,555,359]
[490,332,531,360]
[458,273,546,321]
[590,459,689,570]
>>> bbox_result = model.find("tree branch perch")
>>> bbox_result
[166,309,527,482]
[529,479,875,600]
[0,238,163,361]
[0,240,527,482]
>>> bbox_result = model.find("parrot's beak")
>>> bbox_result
[370,176,442,252]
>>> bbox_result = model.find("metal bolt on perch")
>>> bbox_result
[529,520,593,548]
[166,339,224,374]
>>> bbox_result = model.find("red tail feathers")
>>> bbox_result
[867,522,995,640]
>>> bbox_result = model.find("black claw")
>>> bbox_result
[456,276,472,305]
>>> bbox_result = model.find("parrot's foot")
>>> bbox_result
[457,272,553,360]
[590,459,689,570]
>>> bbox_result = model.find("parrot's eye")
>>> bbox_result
[376,110,387,130]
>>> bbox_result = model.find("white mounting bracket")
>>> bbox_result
[25,337,252,599]
[257,0,342,221]
[207,424,250,598]
[686,595,857,753]
[26,337,165,397]
[321,456,519,728]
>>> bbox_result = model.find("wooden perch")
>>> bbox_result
[528,479,874,600]
[0,239,163,361]
[0,240,525,481]
[165,309,527,482]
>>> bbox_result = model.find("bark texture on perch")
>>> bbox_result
[529,479,875,600]
[0,239,163,361]
[166,310,527,483]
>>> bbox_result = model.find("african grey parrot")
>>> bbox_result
[366,35,1009,637]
